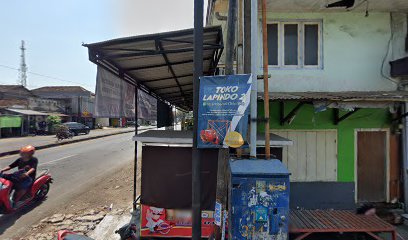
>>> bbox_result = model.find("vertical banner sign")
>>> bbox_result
[197,74,252,148]
[95,66,135,118]
[137,90,157,121]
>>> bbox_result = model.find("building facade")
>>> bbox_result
[0,85,66,136]
[207,0,408,209]
[32,86,95,127]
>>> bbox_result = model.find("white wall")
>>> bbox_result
[95,118,109,127]
[254,12,408,92]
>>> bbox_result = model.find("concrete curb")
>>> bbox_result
[0,130,135,158]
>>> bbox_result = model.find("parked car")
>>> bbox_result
[63,122,90,136]
[126,121,139,127]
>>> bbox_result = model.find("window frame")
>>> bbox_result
[266,19,323,70]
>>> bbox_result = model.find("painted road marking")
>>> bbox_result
[39,155,77,166]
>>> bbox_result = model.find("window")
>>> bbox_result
[267,20,322,68]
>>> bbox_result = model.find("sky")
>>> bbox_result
[0,0,207,92]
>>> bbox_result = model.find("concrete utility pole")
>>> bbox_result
[19,40,28,87]
[262,0,271,158]
[250,0,258,158]
[224,0,237,75]
[213,0,237,239]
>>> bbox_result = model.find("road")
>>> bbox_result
[0,132,136,239]
[0,127,135,155]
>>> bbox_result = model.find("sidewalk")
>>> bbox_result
[0,127,143,157]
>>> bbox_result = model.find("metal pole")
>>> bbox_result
[133,87,138,210]
[243,0,251,74]
[225,0,237,74]
[262,0,270,159]
[402,103,408,212]
[77,96,81,122]
[192,0,203,239]
[250,0,258,158]
[236,0,244,74]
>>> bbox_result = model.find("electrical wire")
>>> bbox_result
[380,13,399,85]
[0,64,93,87]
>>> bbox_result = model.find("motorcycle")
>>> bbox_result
[56,125,74,141]
[0,169,52,213]
[56,131,74,141]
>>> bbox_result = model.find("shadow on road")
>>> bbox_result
[0,199,46,236]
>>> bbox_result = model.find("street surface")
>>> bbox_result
[0,127,135,155]
[0,132,136,239]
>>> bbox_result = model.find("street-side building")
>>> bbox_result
[207,0,408,209]
[0,85,65,112]
[0,85,66,136]
[32,86,95,127]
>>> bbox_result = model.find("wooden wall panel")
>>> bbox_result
[273,130,338,182]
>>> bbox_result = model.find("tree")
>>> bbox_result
[47,115,62,133]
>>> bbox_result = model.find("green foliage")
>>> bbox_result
[47,115,62,134]
[47,115,61,126]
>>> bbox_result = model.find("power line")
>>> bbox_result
[0,64,93,87]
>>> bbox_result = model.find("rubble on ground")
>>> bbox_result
[21,207,129,240]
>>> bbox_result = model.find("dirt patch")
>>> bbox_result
[59,163,135,213]
[20,164,138,240]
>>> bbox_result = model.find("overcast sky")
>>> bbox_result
[0,0,207,92]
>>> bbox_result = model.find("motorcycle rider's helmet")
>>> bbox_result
[20,145,35,155]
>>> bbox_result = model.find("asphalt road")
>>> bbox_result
[0,127,135,155]
[0,132,137,239]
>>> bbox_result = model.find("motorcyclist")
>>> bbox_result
[0,145,38,203]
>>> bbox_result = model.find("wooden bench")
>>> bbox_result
[289,210,397,240]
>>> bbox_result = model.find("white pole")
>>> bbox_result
[250,0,258,158]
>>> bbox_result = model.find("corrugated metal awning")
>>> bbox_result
[6,108,49,116]
[45,112,68,117]
[259,91,408,102]
[84,26,224,111]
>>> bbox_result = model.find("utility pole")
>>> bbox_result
[18,40,28,87]
[249,0,258,158]
[262,0,271,159]
[224,0,237,75]
[192,0,204,239]
[214,0,237,239]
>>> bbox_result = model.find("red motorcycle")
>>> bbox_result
[0,169,52,213]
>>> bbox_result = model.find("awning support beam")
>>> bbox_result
[152,83,193,90]
[280,102,305,125]
[123,57,212,71]
[156,40,186,100]
[102,46,222,60]
[334,108,360,125]
[279,101,285,126]
[393,111,408,122]
[160,38,221,47]
[139,72,210,83]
